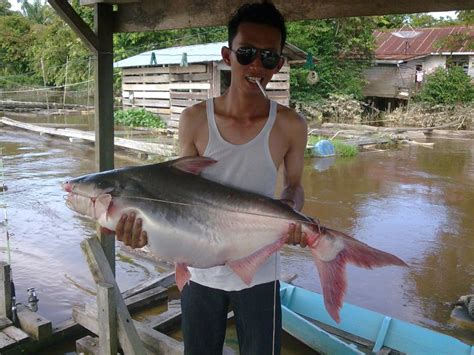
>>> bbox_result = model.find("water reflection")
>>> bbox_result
[284,140,473,344]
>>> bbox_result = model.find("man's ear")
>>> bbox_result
[222,46,232,66]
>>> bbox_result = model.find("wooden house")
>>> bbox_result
[114,41,307,127]
[363,26,474,110]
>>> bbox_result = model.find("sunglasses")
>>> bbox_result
[230,47,282,70]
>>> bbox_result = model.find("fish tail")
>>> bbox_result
[307,226,407,323]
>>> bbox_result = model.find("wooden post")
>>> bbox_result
[81,237,146,354]
[97,282,117,355]
[94,3,115,274]
[63,56,69,109]
[0,262,12,319]
[40,57,50,111]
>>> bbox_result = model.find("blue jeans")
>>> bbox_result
[181,280,282,355]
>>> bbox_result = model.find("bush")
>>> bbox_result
[415,66,474,105]
[114,108,167,129]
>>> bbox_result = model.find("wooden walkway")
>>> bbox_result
[1,116,177,158]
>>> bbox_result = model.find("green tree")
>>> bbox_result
[287,17,376,102]
[415,66,473,105]
[456,10,474,25]
[19,0,53,25]
[0,0,13,16]
[0,14,34,75]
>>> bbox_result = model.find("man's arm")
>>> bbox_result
[280,113,308,246]
[178,106,199,157]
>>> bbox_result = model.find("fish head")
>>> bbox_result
[62,169,128,220]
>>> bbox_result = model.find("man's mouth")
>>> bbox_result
[246,76,263,84]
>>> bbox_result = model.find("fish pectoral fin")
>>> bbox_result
[94,194,112,220]
[175,263,191,291]
[227,236,287,285]
[170,156,217,175]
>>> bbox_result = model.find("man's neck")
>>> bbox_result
[219,88,270,121]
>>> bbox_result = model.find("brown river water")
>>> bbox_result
[0,117,473,350]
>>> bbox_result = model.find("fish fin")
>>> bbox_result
[94,194,112,220]
[227,236,287,285]
[175,263,191,291]
[308,227,407,323]
[170,156,217,175]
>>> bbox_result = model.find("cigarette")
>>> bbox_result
[255,79,268,99]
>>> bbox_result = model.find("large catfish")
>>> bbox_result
[63,156,406,322]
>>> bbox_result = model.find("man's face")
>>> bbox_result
[222,22,284,96]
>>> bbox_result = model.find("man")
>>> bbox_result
[116,2,307,354]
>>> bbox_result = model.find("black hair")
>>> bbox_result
[228,2,287,51]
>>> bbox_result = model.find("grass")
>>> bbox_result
[307,135,358,157]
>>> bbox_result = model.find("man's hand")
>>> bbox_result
[115,213,148,248]
[286,223,307,248]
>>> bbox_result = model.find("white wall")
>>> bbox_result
[469,56,474,80]
[422,56,446,74]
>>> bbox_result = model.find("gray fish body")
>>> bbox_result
[65,158,309,268]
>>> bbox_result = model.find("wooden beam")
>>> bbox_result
[16,306,52,341]
[47,0,99,54]
[94,3,115,173]
[97,283,117,354]
[114,0,474,33]
[0,263,12,320]
[81,237,147,354]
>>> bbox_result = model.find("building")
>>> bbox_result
[114,41,307,127]
[363,26,474,110]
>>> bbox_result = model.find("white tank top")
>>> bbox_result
[189,98,281,290]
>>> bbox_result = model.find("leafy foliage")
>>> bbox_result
[415,66,474,105]
[288,18,375,102]
[114,108,167,129]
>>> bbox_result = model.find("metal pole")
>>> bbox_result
[63,56,69,109]
[40,57,50,110]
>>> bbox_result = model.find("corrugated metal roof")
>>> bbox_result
[115,42,227,68]
[115,41,307,68]
[374,26,474,61]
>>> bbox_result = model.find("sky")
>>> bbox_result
[7,1,458,19]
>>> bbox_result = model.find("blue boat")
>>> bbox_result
[280,282,474,355]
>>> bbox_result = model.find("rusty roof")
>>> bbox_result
[374,26,474,61]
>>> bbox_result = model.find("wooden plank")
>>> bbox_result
[0,262,12,319]
[170,91,208,100]
[125,286,168,313]
[76,335,99,354]
[142,300,181,333]
[0,331,16,350]
[123,67,169,76]
[73,304,184,355]
[123,74,170,84]
[271,73,290,81]
[114,0,474,32]
[170,72,211,82]
[212,62,220,97]
[47,0,99,54]
[123,83,171,91]
[170,98,201,107]
[169,64,207,74]
[0,117,176,157]
[0,317,12,331]
[125,99,170,108]
[122,271,175,299]
[169,82,210,90]
[266,81,290,90]
[81,237,147,354]
[16,307,52,341]
[2,326,29,343]
[171,106,185,114]
[123,91,170,99]
[97,282,118,354]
